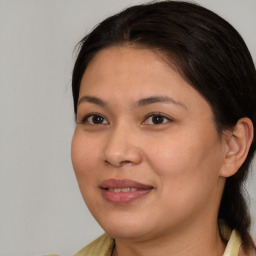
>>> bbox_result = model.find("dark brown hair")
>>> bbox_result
[72,0,256,250]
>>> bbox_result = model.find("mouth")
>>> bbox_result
[107,187,139,192]
[100,179,153,204]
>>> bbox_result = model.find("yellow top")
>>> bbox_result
[45,228,243,256]
[223,230,242,256]
[74,233,114,256]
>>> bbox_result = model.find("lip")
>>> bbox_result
[100,179,153,204]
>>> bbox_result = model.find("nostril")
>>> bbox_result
[121,160,132,165]
[104,159,132,167]
[104,159,111,166]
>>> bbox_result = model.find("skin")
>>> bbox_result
[71,46,252,256]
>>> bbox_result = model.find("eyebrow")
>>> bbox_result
[77,96,107,107]
[77,95,185,108]
[137,96,186,108]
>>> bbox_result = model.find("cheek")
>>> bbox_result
[71,130,105,212]
[145,126,223,191]
[71,130,100,187]
[144,130,224,222]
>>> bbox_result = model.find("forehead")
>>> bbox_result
[84,46,170,77]
[80,46,186,93]
[79,46,210,112]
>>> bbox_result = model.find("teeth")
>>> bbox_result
[108,188,138,192]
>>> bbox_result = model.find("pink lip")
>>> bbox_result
[100,179,153,204]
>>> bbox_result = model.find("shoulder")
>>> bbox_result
[43,234,114,256]
[222,228,255,256]
[74,233,114,256]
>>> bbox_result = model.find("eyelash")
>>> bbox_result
[78,113,108,125]
[78,113,172,125]
[143,113,172,125]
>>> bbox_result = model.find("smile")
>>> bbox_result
[108,187,138,192]
[100,179,153,204]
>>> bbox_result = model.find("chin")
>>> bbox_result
[95,213,150,240]
[104,226,149,241]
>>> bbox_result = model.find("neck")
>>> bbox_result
[113,221,226,256]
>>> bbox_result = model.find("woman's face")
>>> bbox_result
[71,46,227,241]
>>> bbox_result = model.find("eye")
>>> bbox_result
[143,113,171,125]
[80,114,108,125]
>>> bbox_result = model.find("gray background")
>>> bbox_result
[0,1,255,256]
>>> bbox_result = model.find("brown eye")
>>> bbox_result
[81,114,108,125]
[151,115,165,124]
[144,114,171,125]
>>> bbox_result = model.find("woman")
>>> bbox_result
[49,1,256,255]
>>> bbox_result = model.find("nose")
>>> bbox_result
[103,125,143,167]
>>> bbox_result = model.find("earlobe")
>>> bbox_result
[220,117,254,178]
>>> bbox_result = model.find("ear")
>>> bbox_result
[220,117,254,178]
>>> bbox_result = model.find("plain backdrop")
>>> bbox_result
[0,1,255,256]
